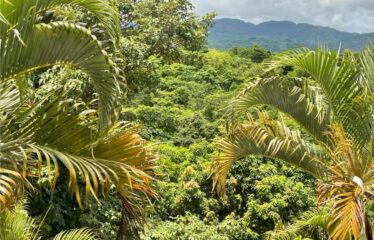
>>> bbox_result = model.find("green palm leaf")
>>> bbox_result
[212,113,328,195]
[0,0,121,130]
[2,22,119,130]
[1,202,96,240]
[269,48,371,148]
[264,208,328,240]
[36,0,121,45]
[0,0,120,45]
[1,94,157,208]
[0,0,156,235]
[0,201,38,240]
[52,228,96,240]
[225,76,331,142]
[215,46,374,239]
[0,84,19,112]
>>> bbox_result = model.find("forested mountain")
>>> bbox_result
[208,18,374,51]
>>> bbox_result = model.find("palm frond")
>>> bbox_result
[225,76,331,143]
[0,168,24,211]
[218,46,374,239]
[2,22,119,130]
[316,124,369,240]
[0,0,155,234]
[0,0,121,131]
[264,222,300,240]
[211,113,328,195]
[269,47,371,149]
[320,179,366,240]
[0,0,120,45]
[329,192,365,240]
[360,43,374,95]
[52,228,96,240]
[0,201,39,240]
[1,95,157,216]
[264,208,328,240]
[36,0,121,45]
[0,83,20,112]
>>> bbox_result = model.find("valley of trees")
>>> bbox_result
[1,1,374,240]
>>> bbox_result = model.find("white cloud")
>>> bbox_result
[191,0,374,33]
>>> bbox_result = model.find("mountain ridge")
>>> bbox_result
[208,18,374,51]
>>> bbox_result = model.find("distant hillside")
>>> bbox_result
[208,18,374,51]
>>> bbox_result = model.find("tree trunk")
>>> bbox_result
[116,198,142,240]
[365,213,373,240]
[116,210,128,240]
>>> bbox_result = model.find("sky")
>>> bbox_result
[192,0,374,33]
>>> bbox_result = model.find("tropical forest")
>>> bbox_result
[2,0,374,239]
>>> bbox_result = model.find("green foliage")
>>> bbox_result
[12,1,326,239]
[86,46,316,239]
[141,142,315,239]
[230,45,271,63]
[142,212,258,240]
[213,46,374,239]
[119,0,215,61]
[34,45,319,240]
[52,228,96,240]
[0,201,97,240]
[117,0,215,90]
[142,213,226,240]
[0,1,158,239]
[264,208,328,240]
[28,172,122,239]
[121,50,257,145]
[0,202,37,240]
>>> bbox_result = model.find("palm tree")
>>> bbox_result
[211,47,374,240]
[0,0,157,236]
[1,0,122,129]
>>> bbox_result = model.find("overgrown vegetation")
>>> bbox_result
[1,0,374,240]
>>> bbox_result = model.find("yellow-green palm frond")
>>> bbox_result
[0,84,20,113]
[316,124,371,240]
[218,46,374,240]
[318,179,366,240]
[225,76,331,142]
[0,0,155,233]
[2,21,119,130]
[1,201,96,240]
[360,43,374,95]
[0,0,120,45]
[0,201,39,240]
[268,47,371,149]
[0,168,24,211]
[0,93,157,213]
[52,228,96,240]
[322,123,374,184]
[264,221,300,240]
[211,113,328,195]
[0,0,121,130]
[264,208,328,240]
[36,0,121,45]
